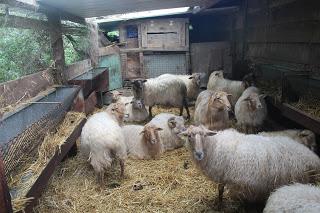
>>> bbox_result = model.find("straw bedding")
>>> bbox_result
[33,106,246,213]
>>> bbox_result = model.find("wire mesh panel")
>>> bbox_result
[143,53,187,78]
[0,86,80,177]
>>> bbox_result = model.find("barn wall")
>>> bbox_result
[234,0,320,79]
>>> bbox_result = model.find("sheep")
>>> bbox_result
[158,73,202,101]
[178,126,320,205]
[194,90,231,130]
[259,129,317,152]
[132,76,190,119]
[235,86,267,134]
[207,70,245,106]
[124,98,149,122]
[122,124,163,159]
[263,183,320,213]
[80,102,128,185]
[149,113,186,151]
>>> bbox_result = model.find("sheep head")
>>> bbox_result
[208,91,232,111]
[179,125,216,161]
[107,102,129,124]
[188,73,202,87]
[131,97,145,110]
[210,70,224,79]
[243,93,265,111]
[167,116,186,135]
[132,79,147,98]
[140,123,163,145]
[298,130,316,152]
[110,90,123,103]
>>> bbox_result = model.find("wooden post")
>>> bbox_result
[47,12,67,84]
[0,153,13,213]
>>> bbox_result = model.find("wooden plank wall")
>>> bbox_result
[235,0,320,78]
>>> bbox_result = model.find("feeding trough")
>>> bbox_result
[68,67,109,98]
[0,86,81,178]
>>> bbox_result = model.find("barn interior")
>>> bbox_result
[0,0,320,212]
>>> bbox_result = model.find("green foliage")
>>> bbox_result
[0,28,52,83]
[63,34,90,65]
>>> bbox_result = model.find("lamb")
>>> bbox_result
[122,124,163,159]
[80,102,128,185]
[132,76,190,119]
[194,90,231,130]
[235,86,267,134]
[158,73,202,101]
[207,70,245,106]
[259,129,317,152]
[179,126,320,204]
[149,113,186,151]
[263,183,320,213]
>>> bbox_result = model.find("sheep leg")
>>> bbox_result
[216,183,225,210]
[182,98,190,120]
[179,106,183,116]
[119,159,125,178]
[97,172,104,187]
[148,106,153,118]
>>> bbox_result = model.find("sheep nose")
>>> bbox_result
[195,151,204,160]
[151,139,156,144]
[257,104,262,108]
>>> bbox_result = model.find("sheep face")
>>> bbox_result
[167,116,186,135]
[189,73,202,87]
[132,98,145,109]
[243,93,264,111]
[298,130,316,151]
[132,79,147,98]
[209,91,231,111]
[141,124,163,145]
[179,126,216,161]
[110,91,123,102]
[108,102,129,123]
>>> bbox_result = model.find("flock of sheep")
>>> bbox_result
[79,70,320,212]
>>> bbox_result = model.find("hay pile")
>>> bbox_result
[34,148,241,213]
[8,112,86,212]
[256,80,281,101]
[291,96,320,119]
[34,105,246,213]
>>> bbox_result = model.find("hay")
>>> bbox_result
[291,96,320,119]
[8,112,86,212]
[256,80,281,101]
[33,106,246,213]
[34,148,242,213]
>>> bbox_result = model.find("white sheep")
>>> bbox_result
[235,86,267,133]
[80,102,128,185]
[158,73,202,101]
[122,124,163,159]
[194,90,231,130]
[207,70,245,106]
[179,126,320,204]
[259,129,317,152]
[149,113,186,151]
[264,183,320,213]
[132,77,190,119]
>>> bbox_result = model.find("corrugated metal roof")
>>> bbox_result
[38,0,212,18]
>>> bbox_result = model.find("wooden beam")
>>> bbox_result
[47,12,67,84]
[197,0,224,12]
[197,6,240,15]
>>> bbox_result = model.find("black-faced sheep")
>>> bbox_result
[194,90,231,130]
[80,102,128,185]
[263,183,320,213]
[131,76,190,119]
[122,124,163,159]
[179,126,320,204]
[149,113,186,151]
[235,86,267,133]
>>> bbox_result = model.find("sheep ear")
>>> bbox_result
[142,79,147,83]
[259,94,266,99]
[139,130,145,135]
[188,76,194,79]
[205,130,217,136]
